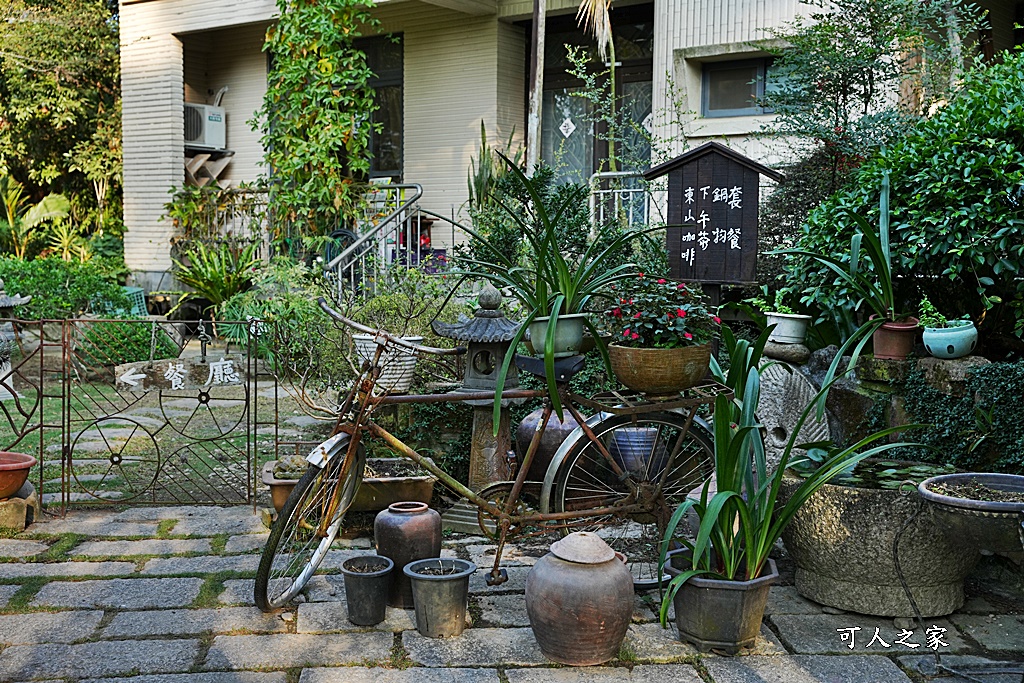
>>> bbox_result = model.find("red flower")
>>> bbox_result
[677,283,686,290]
[638,272,645,278]
[633,312,642,319]
[631,332,640,340]
[612,307,622,318]
[677,308,687,318]
[713,316,722,324]
[657,278,667,284]
[665,311,674,319]
[684,332,693,340]
[623,329,631,337]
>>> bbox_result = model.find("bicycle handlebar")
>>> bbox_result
[319,298,466,357]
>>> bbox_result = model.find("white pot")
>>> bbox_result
[766,312,812,344]
[352,334,422,393]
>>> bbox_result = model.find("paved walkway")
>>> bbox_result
[0,506,1021,682]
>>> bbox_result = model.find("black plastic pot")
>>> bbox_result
[919,473,1024,560]
[665,550,778,655]
[341,555,394,626]
[403,558,477,638]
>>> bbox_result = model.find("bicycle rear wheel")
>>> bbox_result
[547,412,714,590]
[254,439,365,611]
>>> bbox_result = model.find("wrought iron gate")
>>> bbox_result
[0,318,276,510]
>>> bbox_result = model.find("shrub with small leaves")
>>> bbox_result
[605,275,720,348]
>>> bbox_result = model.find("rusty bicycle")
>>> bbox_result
[254,299,730,611]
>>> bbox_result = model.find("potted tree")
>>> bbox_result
[459,155,650,421]
[779,172,918,360]
[918,296,978,359]
[657,328,916,653]
[603,275,720,396]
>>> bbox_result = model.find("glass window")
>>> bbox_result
[356,36,403,180]
[702,58,773,117]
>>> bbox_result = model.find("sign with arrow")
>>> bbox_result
[115,355,246,393]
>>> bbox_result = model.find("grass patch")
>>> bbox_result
[6,576,49,610]
[210,533,229,554]
[382,633,414,669]
[156,519,178,537]
[617,642,638,663]
[41,534,85,562]
[192,573,230,608]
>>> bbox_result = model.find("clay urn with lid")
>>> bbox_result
[525,531,634,665]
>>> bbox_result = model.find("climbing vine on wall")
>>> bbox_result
[253,0,380,244]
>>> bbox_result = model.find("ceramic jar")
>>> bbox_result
[516,407,582,482]
[525,532,634,665]
[374,501,441,608]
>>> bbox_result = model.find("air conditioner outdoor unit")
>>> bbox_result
[184,103,226,150]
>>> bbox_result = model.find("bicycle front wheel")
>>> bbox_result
[548,411,714,589]
[254,439,365,611]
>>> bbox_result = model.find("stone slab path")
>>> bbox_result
[0,506,1020,683]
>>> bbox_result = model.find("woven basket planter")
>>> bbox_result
[608,343,711,395]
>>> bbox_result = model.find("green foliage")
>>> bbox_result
[747,286,795,315]
[252,0,380,240]
[880,362,1024,475]
[76,320,179,368]
[0,1,121,211]
[760,0,984,159]
[785,52,1024,339]
[0,176,70,259]
[388,401,474,485]
[604,276,719,348]
[220,258,331,366]
[171,241,261,316]
[918,295,948,329]
[0,256,129,318]
[658,328,917,619]
[467,121,523,212]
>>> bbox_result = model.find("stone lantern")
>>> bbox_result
[432,283,520,402]
[432,284,521,530]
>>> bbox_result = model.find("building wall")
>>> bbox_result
[120,0,277,284]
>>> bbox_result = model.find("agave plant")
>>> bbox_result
[657,326,922,624]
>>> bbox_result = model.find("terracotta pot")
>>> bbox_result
[608,343,711,395]
[870,317,919,360]
[525,532,633,665]
[261,462,298,513]
[0,452,36,500]
[374,501,441,608]
[352,457,437,512]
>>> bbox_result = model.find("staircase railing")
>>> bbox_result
[589,171,657,229]
[325,184,465,300]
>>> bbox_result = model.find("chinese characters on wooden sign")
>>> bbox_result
[644,141,782,285]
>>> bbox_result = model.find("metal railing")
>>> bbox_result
[589,171,655,229]
[324,184,466,300]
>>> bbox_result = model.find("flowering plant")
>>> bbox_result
[605,275,720,348]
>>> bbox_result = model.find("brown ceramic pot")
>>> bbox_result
[608,343,711,395]
[0,452,36,499]
[374,501,442,608]
[516,407,583,482]
[525,532,634,665]
[871,317,919,360]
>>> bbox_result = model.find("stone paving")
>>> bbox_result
[0,505,1020,682]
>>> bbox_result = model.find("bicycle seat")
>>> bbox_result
[515,354,586,382]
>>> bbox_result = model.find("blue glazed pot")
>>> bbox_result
[922,321,977,359]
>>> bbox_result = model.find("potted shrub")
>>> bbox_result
[459,155,649,420]
[657,328,915,653]
[779,172,918,360]
[603,275,720,396]
[918,296,978,360]
[748,287,812,344]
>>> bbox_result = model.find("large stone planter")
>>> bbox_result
[779,470,978,617]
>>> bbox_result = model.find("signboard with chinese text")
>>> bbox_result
[114,355,246,393]
[644,142,782,285]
